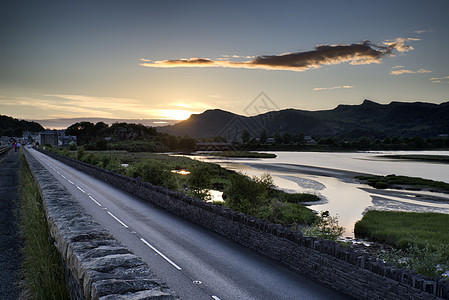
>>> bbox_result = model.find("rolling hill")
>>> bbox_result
[159,100,449,139]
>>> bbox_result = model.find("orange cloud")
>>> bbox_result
[313,85,353,91]
[430,75,449,83]
[390,68,432,75]
[141,39,418,72]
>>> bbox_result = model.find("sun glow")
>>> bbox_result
[156,109,193,120]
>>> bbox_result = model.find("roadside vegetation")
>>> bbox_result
[45,147,339,233]
[355,210,449,277]
[355,174,449,193]
[19,151,69,299]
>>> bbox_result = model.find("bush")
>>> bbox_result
[301,211,344,241]
[186,164,213,201]
[256,200,316,226]
[224,173,271,215]
[378,242,449,277]
[126,159,177,189]
[277,192,320,203]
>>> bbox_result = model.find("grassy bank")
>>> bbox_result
[381,154,449,164]
[355,174,449,193]
[209,151,277,158]
[354,210,449,277]
[355,210,449,248]
[19,151,69,299]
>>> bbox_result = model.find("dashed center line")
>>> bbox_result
[211,296,221,300]
[76,186,86,193]
[88,195,102,207]
[40,155,190,287]
[140,238,182,270]
[107,211,129,228]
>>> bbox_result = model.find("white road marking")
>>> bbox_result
[88,195,102,207]
[67,179,75,185]
[140,238,182,270]
[107,211,129,228]
[61,174,66,179]
[76,186,86,193]
[211,296,221,300]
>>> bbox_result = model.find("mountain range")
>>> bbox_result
[159,100,449,140]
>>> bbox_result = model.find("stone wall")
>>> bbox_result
[38,149,449,300]
[24,150,179,300]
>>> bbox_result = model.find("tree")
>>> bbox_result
[179,136,197,151]
[259,130,267,144]
[282,133,293,144]
[274,132,282,145]
[241,130,250,144]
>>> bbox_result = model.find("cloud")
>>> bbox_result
[390,68,432,75]
[414,30,428,35]
[141,38,418,72]
[430,75,449,83]
[313,85,353,91]
[383,37,420,52]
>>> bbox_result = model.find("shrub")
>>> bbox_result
[301,211,344,241]
[186,164,213,201]
[224,173,271,215]
[256,200,316,226]
[126,159,177,189]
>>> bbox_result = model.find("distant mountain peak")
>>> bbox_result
[159,100,449,139]
[361,99,381,106]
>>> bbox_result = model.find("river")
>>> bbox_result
[187,151,449,238]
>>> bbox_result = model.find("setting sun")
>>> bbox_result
[156,109,194,120]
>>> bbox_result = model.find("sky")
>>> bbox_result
[1,0,449,128]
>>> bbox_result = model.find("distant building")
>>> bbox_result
[304,136,317,145]
[38,130,58,147]
[57,130,77,147]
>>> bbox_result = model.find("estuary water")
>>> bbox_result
[189,151,449,237]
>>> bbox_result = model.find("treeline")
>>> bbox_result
[237,129,449,151]
[315,135,449,150]
[65,121,197,152]
[0,115,44,137]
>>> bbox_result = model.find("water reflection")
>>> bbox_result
[184,151,449,238]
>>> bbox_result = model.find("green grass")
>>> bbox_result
[354,210,449,249]
[381,154,449,164]
[355,174,449,193]
[212,151,277,158]
[19,151,70,299]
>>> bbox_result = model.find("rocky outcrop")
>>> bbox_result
[24,150,179,300]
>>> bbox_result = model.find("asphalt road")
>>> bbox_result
[28,148,352,300]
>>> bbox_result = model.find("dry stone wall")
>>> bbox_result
[25,150,179,300]
[37,149,449,300]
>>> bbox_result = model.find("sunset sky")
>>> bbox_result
[1,0,448,127]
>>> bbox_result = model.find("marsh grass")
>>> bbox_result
[354,210,449,248]
[381,154,449,164]
[213,151,277,158]
[355,210,449,277]
[19,151,69,299]
[356,174,449,192]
